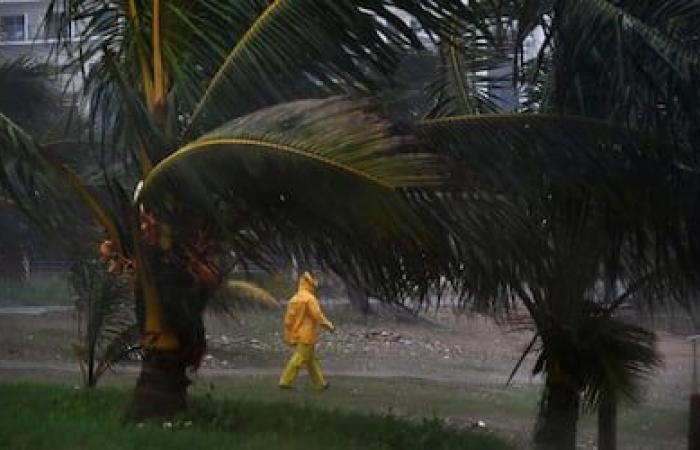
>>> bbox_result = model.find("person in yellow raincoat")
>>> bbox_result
[279,271,335,390]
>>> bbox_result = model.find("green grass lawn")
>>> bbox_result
[195,374,687,450]
[0,383,514,450]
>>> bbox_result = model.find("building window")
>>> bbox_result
[0,15,26,42]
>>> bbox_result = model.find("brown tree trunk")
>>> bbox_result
[130,350,190,419]
[598,395,617,450]
[533,380,580,450]
[689,394,700,450]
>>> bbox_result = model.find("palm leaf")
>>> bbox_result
[218,280,279,310]
[417,114,690,200]
[567,0,700,79]
[579,316,661,409]
[515,0,700,144]
[139,97,446,301]
[182,0,477,132]
[46,1,477,142]
[0,110,123,253]
[426,29,511,118]
[414,113,700,308]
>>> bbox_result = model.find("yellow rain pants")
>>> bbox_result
[279,343,328,390]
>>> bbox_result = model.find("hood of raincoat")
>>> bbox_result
[298,271,318,294]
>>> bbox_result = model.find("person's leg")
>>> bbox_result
[305,345,328,390]
[279,344,305,388]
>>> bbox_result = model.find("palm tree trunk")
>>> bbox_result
[689,394,700,450]
[598,395,617,450]
[533,379,580,450]
[131,350,190,419]
[130,260,191,419]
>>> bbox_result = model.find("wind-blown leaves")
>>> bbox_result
[0,111,123,251]
[576,314,661,409]
[515,0,700,146]
[46,0,478,142]
[414,111,689,418]
[426,33,510,117]
[216,280,279,310]
[138,98,448,301]
[418,114,690,200]
[185,0,479,132]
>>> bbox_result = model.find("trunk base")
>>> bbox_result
[598,396,617,450]
[534,382,579,450]
[689,394,700,450]
[130,351,190,419]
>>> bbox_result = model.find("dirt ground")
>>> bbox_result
[0,301,692,449]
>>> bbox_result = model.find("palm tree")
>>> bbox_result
[510,2,700,449]
[0,1,481,418]
[405,1,700,448]
[415,114,689,450]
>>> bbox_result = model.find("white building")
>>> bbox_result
[0,0,63,61]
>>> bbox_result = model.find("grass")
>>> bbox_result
[192,374,539,421]
[0,383,514,450]
[0,273,72,306]
[194,374,687,449]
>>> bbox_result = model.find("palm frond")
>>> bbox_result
[217,280,279,310]
[417,114,690,200]
[412,112,700,320]
[577,314,661,409]
[46,1,477,143]
[138,97,447,302]
[0,111,122,251]
[184,0,479,132]
[515,0,700,145]
[426,32,511,118]
[568,0,700,79]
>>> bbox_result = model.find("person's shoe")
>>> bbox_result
[317,383,330,391]
[279,383,295,390]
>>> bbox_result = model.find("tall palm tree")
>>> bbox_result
[415,113,691,450]
[408,2,700,450]
[0,1,481,418]
[510,2,700,449]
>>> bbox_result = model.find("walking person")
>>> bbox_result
[279,271,335,390]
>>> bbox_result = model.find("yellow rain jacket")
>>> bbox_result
[283,272,334,345]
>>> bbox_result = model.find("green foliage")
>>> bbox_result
[412,4,700,423]
[70,260,139,387]
[516,0,700,147]
[0,2,488,341]
[139,97,447,301]
[0,383,513,450]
